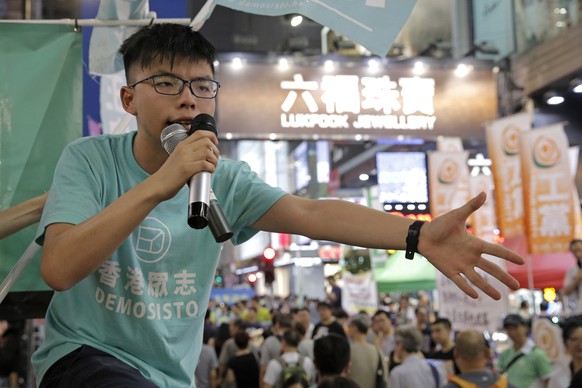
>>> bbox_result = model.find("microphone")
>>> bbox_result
[187,114,217,229]
[160,118,233,242]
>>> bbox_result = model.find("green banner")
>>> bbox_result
[0,24,82,291]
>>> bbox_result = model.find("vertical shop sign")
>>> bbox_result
[427,152,470,218]
[520,124,575,253]
[485,112,531,238]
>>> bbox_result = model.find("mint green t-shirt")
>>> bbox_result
[497,341,553,388]
[32,132,286,387]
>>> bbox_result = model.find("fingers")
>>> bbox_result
[477,259,521,290]
[448,273,479,300]
[481,241,525,265]
[452,192,486,221]
[463,268,502,300]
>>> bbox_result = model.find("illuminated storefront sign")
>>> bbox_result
[216,59,497,139]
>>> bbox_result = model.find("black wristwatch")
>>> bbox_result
[405,220,426,260]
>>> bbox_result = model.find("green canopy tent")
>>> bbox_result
[373,251,436,293]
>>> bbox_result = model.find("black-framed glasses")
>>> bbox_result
[128,74,220,99]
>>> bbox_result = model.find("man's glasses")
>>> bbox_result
[128,74,220,99]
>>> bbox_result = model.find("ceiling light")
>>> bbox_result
[544,91,564,105]
[571,78,582,93]
[359,173,369,181]
[278,58,289,70]
[454,63,472,77]
[367,58,380,73]
[232,57,243,70]
[324,60,334,72]
[290,15,303,27]
[413,61,426,75]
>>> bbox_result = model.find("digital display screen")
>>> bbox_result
[376,152,429,204]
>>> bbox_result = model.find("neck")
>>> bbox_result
[458,361,485,374]
[572,358,582,372]
[440,340,454,352]
[512,337,527,350]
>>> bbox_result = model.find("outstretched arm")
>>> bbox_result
[252,192,524,300]
[0,192,48,239]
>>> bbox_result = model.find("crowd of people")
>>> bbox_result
[191,292,582,388]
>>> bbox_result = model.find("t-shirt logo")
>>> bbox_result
[135,217,172,263]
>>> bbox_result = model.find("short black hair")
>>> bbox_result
[313,334,350,376]
[234,331,250,349]
[431,317,452,330]
[561,315,582,344]
[571,239,582,249]
[119,23,216,83]
[282,329,302,348]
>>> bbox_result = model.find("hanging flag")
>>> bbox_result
[0,23,82,291]
[469,174,497,243]
[485,112,532,239]
[213,0,417,56]
[427,151,470,218]
[520,124,575,253]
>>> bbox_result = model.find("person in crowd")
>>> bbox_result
[311,333,352,387]
[226,331,260,388]
[371,310,396,360]
[396,295,417,326]
[203,309,218,346]
[295,321,314,361]
[347,314,388,388]
[497,314,553,388]
[390,326,443,388]
[563,239,582,316]
[260,313,294,387]
[30,22,523,387]
[335,309,350,335]
[443,329,513,388]
[245,307,264,330]
[263,329,316,388]
[195,331,219,388]
[312,302,347,340]
[317,376,360,388]
[248,297,272,324]
[548,315,582,388]
[426,317,460,375]
[416,306,433,354]
[295,307,315,340]
[326,276,342,311]
[219,319,249,383]
[0,321,21,388]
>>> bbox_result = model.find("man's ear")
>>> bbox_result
[342,361,351,376]
[120,86,137,115]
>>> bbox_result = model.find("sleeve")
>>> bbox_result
[219,340,233,365]
[303,357,317,384]
[389,368,401,388]
[260,338,273,366]
[263,359,280,386]
[35,140,104,245]
[210,348,219,369]
[212,159,287,245]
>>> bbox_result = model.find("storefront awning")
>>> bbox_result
[373,251,436,293]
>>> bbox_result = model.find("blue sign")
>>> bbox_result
[214,0,416,56]
[209,288,254,305]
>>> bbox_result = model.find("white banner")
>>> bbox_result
[341,271,378,316]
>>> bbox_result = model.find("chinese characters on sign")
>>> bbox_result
[280,73,437,131]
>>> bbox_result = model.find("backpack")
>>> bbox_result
[448,374,508,388]
[277,354,308,388]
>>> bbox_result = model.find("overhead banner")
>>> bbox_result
[214,0,417,56]
[427,151,470,218]
[485,112,532,239]
[0,24,83,291]
[520,124,575,254]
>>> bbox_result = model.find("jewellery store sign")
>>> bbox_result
[216,62,497,139]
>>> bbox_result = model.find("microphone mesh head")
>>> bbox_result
[161,124,188,154]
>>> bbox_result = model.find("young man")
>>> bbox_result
[497,314,553,388]
[426,317,460,375]
[32,23,523,387]
[347,314,387,388]
[312,302,346,340]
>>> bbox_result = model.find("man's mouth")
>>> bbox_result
[168,121,192,132]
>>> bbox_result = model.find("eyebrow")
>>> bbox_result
[153,72,215,81]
